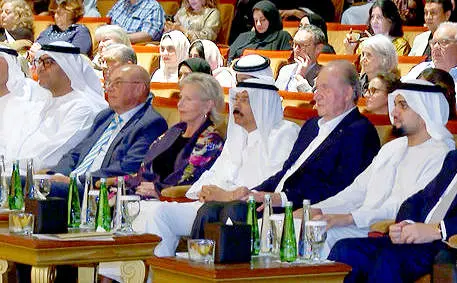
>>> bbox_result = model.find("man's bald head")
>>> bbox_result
[106,64,151,114]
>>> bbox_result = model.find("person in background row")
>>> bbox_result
[0,0,34,42]
[108,0,164,44]
[299,12,335,54]
[92,24,131,71]
[166,0,221,42]
[359,34,399,93]
[419,67,457,120]
[178,57,212,81]
[32,0,92,55]
[188,39,235,87]
[228,0,292,64]
[151,30,190,83]
[344,0,411,56]
[99,43,137,80]
[364,72,401,115]
[275,25,324,92]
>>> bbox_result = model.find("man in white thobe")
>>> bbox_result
[0,46,50,159]
[4,42,107,170]
[307,80,455,257]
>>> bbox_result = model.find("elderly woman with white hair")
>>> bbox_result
[92,25,131,70]
[359,34,399,93]
[151,30,190,83]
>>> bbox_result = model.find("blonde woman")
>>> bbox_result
[0,0,34,42]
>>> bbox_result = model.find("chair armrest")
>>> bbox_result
[160,185,191,198]
[369,219,395,234]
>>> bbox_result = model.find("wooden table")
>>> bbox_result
[0,233,160,283]
[148,256,351,282]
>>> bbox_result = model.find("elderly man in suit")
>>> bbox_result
[192,60,381,238]
[329,149,457,282]
[45,64,167,198]
[275,25,324,92]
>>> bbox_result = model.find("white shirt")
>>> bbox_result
[87,103,144,173]
[186,120,300,199]
[6,90,98,170]
[313,137,450,228]
[276,107,356,206]
[275,62,314,92]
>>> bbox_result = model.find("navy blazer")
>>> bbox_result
[255,108,381,209]
[52,99,168,181]
[396,150,457,240]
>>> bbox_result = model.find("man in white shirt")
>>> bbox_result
[307,80,455,257]
[4,42,108,170]
[0,46,50,159]
[409,0,452,57]
[275,25,324,92]
[403,22,457,92]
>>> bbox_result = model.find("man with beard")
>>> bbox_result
[305,80,454,258]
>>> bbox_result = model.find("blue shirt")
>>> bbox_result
[36,24,92,55]
[108,0,164,41]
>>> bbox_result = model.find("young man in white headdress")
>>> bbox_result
[0,45,50,157]
[98,54,300,282]
[3,41,107,171]
[303,79,455,257]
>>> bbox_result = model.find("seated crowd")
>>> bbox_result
[3,0,457,281]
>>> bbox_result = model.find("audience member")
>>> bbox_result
[409,0,452,58]
[359,34,399,92]
[274,0,335,23]
[45,64,167,199]
[4,42,107,170]
[145,55,300,257]
[98,72,226,281]
[329,149,457,282]
[299,13,335,54]
[0,0,34,42]
[307,80,454,257]
[364,72,401,115]
[93,25,131,70]
[344,0,411,56]
[178,57,212,81]
[228,0,292,64]
[151,30,190,82]
[100,43,137,80]
[403,22,457,88]
[83,0,100,16]
[0,46,50,156]
[108,0,164,43]
[192,60,381,238]
[419,67,457,119]
[166,0,221,42]
[275,25,324,92]
[33,0,92,55]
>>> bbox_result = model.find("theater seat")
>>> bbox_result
[158,0,180,16]
[241,49,292,79]
[283,21,299,37]
[133,45,161,75]
[97,0,116,17]
[326,23,367,55]
[398,56,426,76]
[216,0,237,45]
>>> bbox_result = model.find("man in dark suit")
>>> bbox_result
[192,60,380,237]
[46,64,168,198]
[329,149,457,282]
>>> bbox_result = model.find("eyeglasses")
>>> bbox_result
[429,38,457,48]
[34,57,56,68]
[293,41,314,50]
[105,80,146,89]
[366,87,387,96]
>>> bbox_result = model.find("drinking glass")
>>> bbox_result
[305,220,327,262]
[33,175,52,197]
[187,239,215,263]
[9,211,34,236]
[269,214,283,257]
[120,195,141,234]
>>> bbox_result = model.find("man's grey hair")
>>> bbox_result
[327,60,361,103]
[436,22,457,39]
[102,43,137,64]
[95,24,131,47]
[297,25,326,45]
[179,72,225,124]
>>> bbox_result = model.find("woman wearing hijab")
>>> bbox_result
[151,30,190,83]
[189,39,236,87]
[178,57,212,81]
[227,0,292,64]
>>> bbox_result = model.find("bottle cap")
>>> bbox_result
[248,195,255,201]
[302,199,310,205]
[69,172,76,178]
[264,194,271,201]
[285,201,293,207]
[100,178,106,183]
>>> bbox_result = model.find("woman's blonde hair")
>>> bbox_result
[183,0,217,13]
[49,0,84,22]
[0,0,33,30]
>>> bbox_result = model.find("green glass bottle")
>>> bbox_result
[280,201,297,262]
[95,178,111,232]
[8,160,23,210]
[67,173,81,228]
[246,195,260,255]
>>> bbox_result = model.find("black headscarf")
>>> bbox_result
[253,0,283,39]
[178,58,212,75]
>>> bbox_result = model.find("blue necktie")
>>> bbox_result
[72,115,122,176]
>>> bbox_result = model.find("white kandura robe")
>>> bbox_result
[5,90,97,170]
[313,137,451,257]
